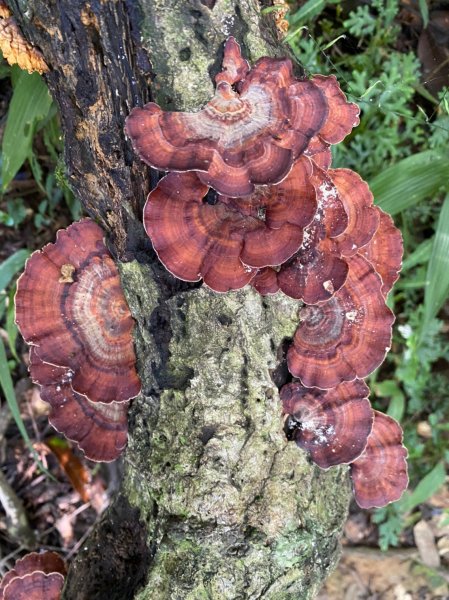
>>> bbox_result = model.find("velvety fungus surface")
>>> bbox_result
[350,411,408,508]
[281,379,373,468]
[15,219,141,405]
[287,255,395,389]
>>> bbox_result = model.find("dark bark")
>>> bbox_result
[8,1,352,598]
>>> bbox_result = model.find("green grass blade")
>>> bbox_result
[398,462,446,514]
[1,70,52,191]
[401,238,433,272]
[369,150,449,215]
[422,193,449,329]
[0,249,30,292]
[418,0,429,27]
[288,0,325,25]
[6,286,19,362]
[0,337,54,480]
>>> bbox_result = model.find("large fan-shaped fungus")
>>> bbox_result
[0,552,66,600]
[144,162,317,292]
[281,380,373,468]
[15,219,141,405]
[350,411,408,508]
[359,207,403,296]
[126,37,358,198]
[29,349,128,462]
[287,254,395,389]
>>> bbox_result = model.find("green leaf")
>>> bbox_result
[1,70,52,191]
[375,380,405,422]
[398,462,446,514]
[369,150,449,215]
[418,0,429,28]
[402,238,433,272]
[6,286,19,362]
[261,4,290,15]
[289,0,325,25]
[422,193,449,329]
[0,249,30,293]
[0,337,54,480]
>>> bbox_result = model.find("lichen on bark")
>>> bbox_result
[119,260,351,599]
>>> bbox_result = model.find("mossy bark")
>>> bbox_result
[8,1,352,598]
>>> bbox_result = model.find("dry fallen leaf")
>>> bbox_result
[413,519,441,568]
[46,437,91,503]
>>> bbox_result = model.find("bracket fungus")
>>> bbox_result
[0,552,66,600]
[15,219,140,405]
[281,380,373,468]
[29,349,128,462]
[277,165,380,304]
[14,219,140,461]
[287,254,395,389]
[124,35,407,509]
[350,411,409,509]
[125,37,358,198]
[359,206,403,296]
[143,165,317,292]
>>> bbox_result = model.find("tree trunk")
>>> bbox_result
[8,1,352,598]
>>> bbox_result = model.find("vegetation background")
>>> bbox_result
[0,0,448,597]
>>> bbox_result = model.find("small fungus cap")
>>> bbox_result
[287,254,395,389]
[281,379,373,468]
[359,207,403,296]
[310,75,360,145]
[2,572,64,600]
[126,37,329,197]
[350,411,408,508]
[330,169,380,257]
[14,219,141,404]
[277,158,349,304]
[0,551,66,600]
[29,349,128,462]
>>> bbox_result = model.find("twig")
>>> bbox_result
[0,469,36,549]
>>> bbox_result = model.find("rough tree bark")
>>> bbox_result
[9,1,352,598]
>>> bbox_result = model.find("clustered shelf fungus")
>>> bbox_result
[0,552,66,600]
[126,36,409,509]
[14,219,140,462]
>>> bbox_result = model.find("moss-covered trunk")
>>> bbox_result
[9,1,351,598]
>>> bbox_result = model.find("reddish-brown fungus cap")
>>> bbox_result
[331,169,380,256]
[281,379,373,468]
[215,36,249,85]
[287,254,395,389]
[0,552,66,600]
[304,135,332,170]
[29,350,128,462]
[277,159,349,303]
[251,268,279,295]
[144,167,316,291]
[311,75,360,145]
[2,572,64,600]
[350,411,408,508]
[126,45,328,197]
[359,207,403,296]
[15,219,141,404]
